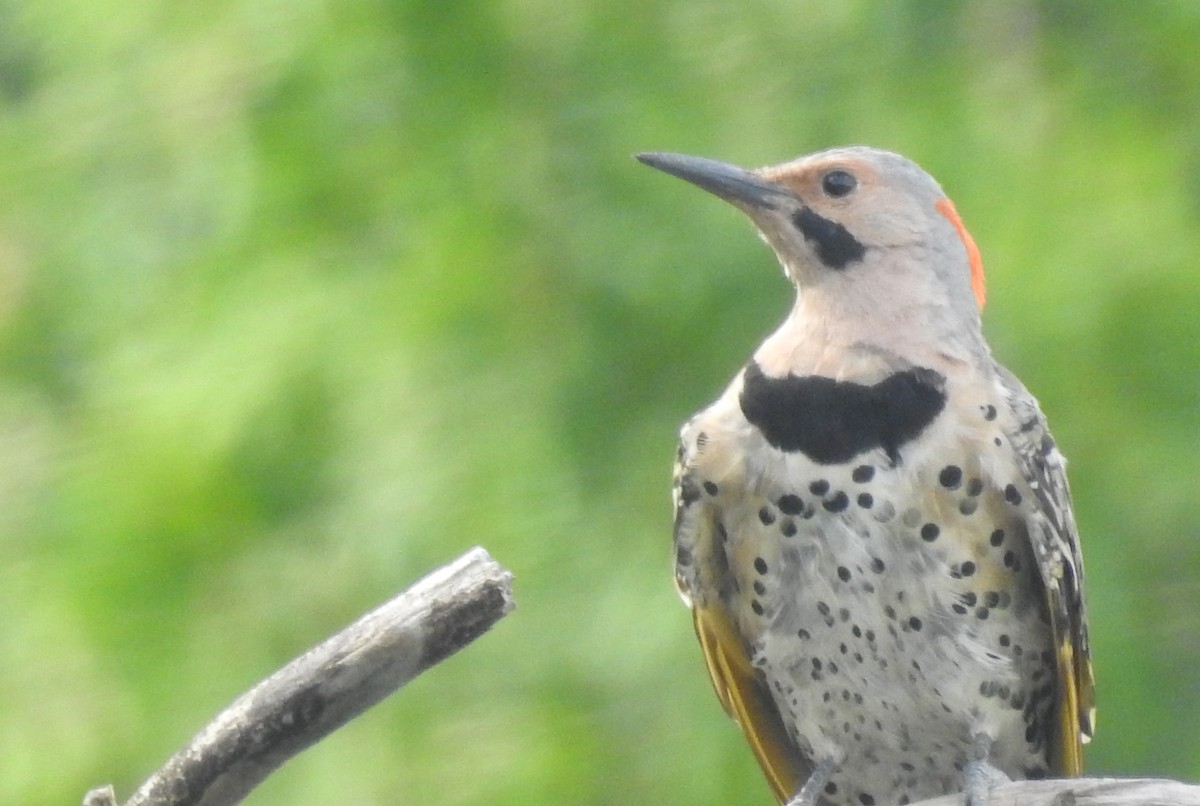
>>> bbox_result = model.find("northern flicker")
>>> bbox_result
[638,147,1095,806]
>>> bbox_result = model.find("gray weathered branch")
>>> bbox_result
[914,776,1200,805]
[84,546,514,806]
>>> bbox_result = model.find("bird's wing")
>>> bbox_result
[691,601,808,802]
[672,432,808,803]
[999,367,1096,775]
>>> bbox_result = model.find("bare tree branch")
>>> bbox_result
[85,546,514,806]
[913,776,1200,806]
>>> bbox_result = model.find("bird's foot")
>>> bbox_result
[961,734,1010,806]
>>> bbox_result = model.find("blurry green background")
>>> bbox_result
[2,2,1198,803]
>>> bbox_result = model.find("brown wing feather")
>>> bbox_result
[1000,367,1096,774]
[693,602,808,802]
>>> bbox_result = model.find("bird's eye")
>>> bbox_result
[821,170,857,198]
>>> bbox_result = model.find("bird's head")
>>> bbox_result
[637,147,987,347]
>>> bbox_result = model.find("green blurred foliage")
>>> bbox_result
[1,1,1198,803]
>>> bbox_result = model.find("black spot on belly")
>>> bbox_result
[739,361,947,464]
[678,477,702,507]
[791,207,866,269]
[777,494,804,515]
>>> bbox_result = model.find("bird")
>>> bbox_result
[637,146,1095,806]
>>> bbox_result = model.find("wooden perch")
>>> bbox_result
[912,776,1200,805]
[84,546,514,806]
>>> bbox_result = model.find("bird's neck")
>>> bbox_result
[753,289,988,381]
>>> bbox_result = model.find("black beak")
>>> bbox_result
[636,151,791,210]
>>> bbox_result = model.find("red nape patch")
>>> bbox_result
[935,198,986,309]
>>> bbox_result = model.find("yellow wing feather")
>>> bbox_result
[1051,636,1083,775]
[1048,586,1097,776]
[692,602,807,803]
